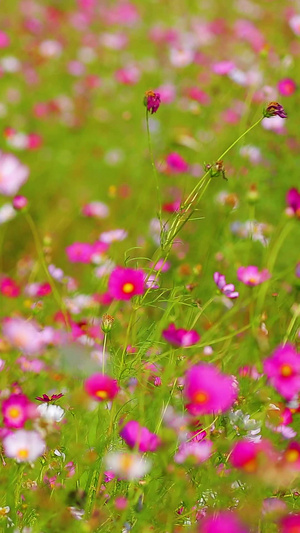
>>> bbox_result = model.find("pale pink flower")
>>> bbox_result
[2,317,45,356]
[105,452,151,480]
[0,152,29,196]
[3,429,46,462]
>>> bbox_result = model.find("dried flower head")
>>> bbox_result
[264,102,287,119]
[144,90,161,114]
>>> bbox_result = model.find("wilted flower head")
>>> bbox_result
[237,265,271,286]
[184,363,237,415]
[264,102,287,119]
[144,90,161,114]
[84,373,119,401]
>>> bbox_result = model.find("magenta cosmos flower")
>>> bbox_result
[198,511,249,533]
[263,344,300,400]
[230,439,275,474]
[184,363,237,415]
[84,373,119,401]
[278,78,296,97]
[279,514,300,533]
[2,394,34,429]
[214,272,239,299]
[286,188,300,217]
[144,90,161,114]
[237,265,270,286]
[166,152,189,174]
[120,421,160,452]
[108,266,145,300]
[163,323,200,347]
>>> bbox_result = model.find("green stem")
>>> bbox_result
[25,212,69,326]
[102,333,107,375]
[146,109,162,226]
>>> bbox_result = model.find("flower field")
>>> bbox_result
[0,1,299,532]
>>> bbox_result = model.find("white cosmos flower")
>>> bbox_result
[3,430,45,462]
[37,403,65,422]
[105,452,151,480]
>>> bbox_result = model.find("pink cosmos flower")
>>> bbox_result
[185,87,210,105]
[25,282,51,298]
[162,323,200,347]
[84,373,119,401]
[278,78,297,97]
[263,344,300,400]
[108,267,145,300]
[0,277,20,298]
[17,357,45,373]
[198,511,249,533]
[150,258,171,272]
[12,195,28,210]
[3,429,45,462]
[289,14,300,36]
[2,317,44,356]
[230,439,277,474]
[184,363,237,415]
[2,394,33,429]
[99,229,128,243]
[0,152,29,196]
[283,442,300,470]
[237,265,271,286]
[214,272,239,299]
[165,152,189,174]
[286,188,300,217]
[0,31,9,48]
[120,421,160,452]
[66,242,93,263]
[81,201,109,218]
[174,439,213,464]
[212,60,235,75]
[279,514,300,533]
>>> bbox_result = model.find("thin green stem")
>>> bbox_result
[146,109,162,226]
[102,333,107,375]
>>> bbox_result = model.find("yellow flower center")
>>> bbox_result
[243,458,257,473]
[17,448,29,460]
[120,454,134,473]
[193,391,209,404]
[8,407,21,419]
[248,277,257,284]
[122,282,134,294]
[95,390,108,400]
[280,364,293,377]
[285,449,299,463]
